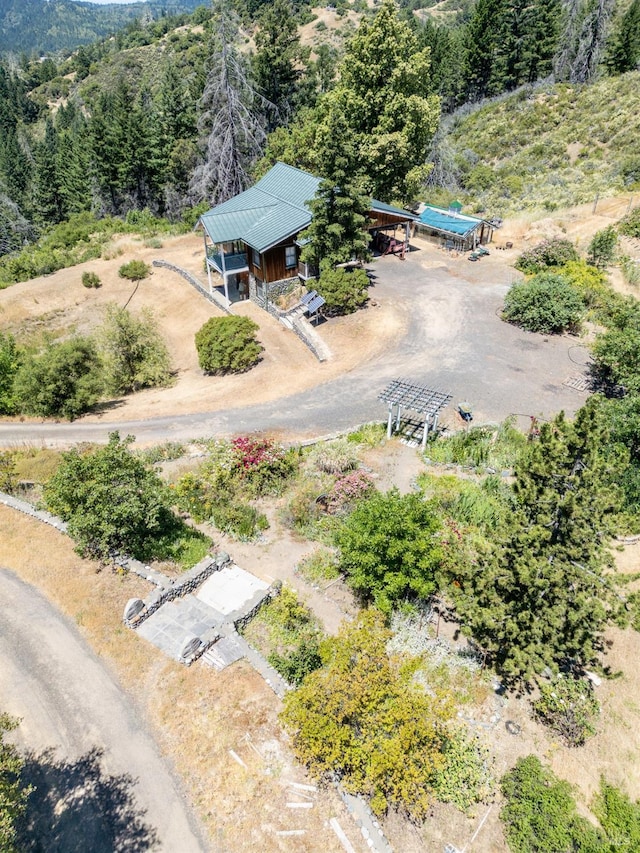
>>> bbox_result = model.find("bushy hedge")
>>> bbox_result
[514,239,579,274]
[195,315,262,374]
[316,267,369,315]
[618,207,640,239]
[503,273,584,333]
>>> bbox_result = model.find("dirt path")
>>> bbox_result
[0,568,209,853]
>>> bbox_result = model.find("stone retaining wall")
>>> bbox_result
[123,552,231,628]
[152,259,231,314]
[0,492,68,534]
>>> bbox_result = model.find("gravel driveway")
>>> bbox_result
[0,246,590,446]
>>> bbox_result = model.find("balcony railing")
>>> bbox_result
[206,250,248,275]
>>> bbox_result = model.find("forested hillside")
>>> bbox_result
[0,0,639,273]
[0,0,204,54]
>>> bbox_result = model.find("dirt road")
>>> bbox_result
[0,568,210,853]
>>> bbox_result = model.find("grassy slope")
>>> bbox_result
[437,72,640,216]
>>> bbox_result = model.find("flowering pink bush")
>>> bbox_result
[231,435,296,496]
[328,469,375,513]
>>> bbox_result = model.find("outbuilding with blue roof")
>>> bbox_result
[416,204,493,251]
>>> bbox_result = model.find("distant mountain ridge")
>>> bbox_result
[0,0,203,54]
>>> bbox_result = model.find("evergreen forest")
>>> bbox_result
[0,0,639,267]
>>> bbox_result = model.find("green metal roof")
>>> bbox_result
[199,162,416,254]
[199,163,320,254]
[370,199,417,219]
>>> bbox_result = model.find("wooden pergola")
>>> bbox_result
[380,379,452,448]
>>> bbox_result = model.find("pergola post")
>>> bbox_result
[387,404,394,439]
[395,405,402,431]
[421,414,430,448]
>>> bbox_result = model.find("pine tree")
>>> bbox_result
[33,119,64,225]
[605,0,640,74]
[190,1,267,205]
[300,110,370,270]
[252,0,302,130]
[455,399,625,683]
[463,0,505,101]
[492,0,561,91]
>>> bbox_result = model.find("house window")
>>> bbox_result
[285,245,297,269]
[252,248,261,269]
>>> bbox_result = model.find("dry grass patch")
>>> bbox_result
[0,506,365,852]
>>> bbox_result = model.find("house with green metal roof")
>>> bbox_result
[198,162,416,309]
[415,204,494,252]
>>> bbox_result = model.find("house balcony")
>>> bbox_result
[206,249,249,277]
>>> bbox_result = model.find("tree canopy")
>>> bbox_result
[454,399,625,683]
[336,488,442,613]
[44,431,178,562]
[281,609,487,819]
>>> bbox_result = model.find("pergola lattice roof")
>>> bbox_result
[379,380,452,418]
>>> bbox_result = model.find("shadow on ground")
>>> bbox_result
[17,746,158,852]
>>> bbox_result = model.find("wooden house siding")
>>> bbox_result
[246,239,298,284]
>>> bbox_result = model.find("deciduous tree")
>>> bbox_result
[98,304,172,395]
[336,488,442,613]
[281,610,477,819]
[44,431,177,561]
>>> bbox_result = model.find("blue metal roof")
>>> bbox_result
[199,162,415,254]
[418,206,485,236]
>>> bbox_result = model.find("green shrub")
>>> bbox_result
[587,226,618,268]
[118,259,151,281]
[316,267,369,315]
[308,438,359,474]
[503,273,584,334]
[138,442,186,465]
[619,206,640,239]
[336,489,442,613]
[211,501,269,540]
[533,677,600,746]
[0,332,18,415]
[594,779,640,851]
[195,315,262,374]
[231,435,297,496]
[244,586,323,685]
[501,756,603,853]
[13,337,102,420]
[81,271,102,288]
[515,239,580,274]
[44,432,179,562]
[296,548,340,585]
[620,254,640,287]
[347,422,386,446]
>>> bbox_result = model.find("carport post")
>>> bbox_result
[387,404,394,439]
